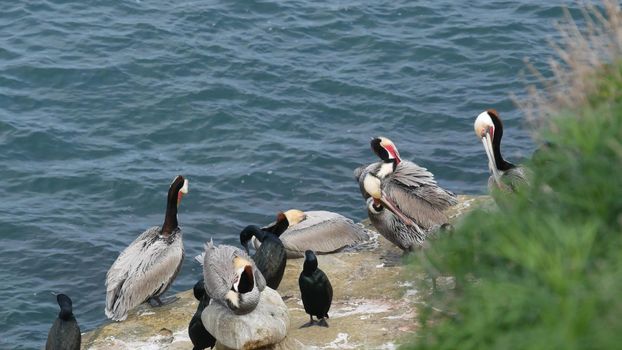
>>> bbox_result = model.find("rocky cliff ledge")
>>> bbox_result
[82,195,490,349]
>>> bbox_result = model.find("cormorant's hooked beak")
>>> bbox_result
[177,179,189,207]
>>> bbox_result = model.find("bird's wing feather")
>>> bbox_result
[203,241,266,299]
[281,211,371,255]
[105,226,159,315]
[505,166,531,191]
[382,161,457,228]
[105,227,183,320]
[203,241,236,300]
[252,239,286,282]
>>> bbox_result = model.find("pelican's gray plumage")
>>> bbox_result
[362,172,432,252]
[256,210,372,258]
[355,137,457,231]
[365,197,426,251]
[199,240,266,315]
[46,294,80,350]
[105,175,188,321]
[474,109,529,193]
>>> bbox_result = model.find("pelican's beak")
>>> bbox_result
[385,145,401,164]
[379,192,416,226]
[481,131,501,181]
[177,179,189,207]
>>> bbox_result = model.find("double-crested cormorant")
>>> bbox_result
[240,225,287,290]
[298,250,333,328]
[46,294,80,350]
[188,278,216,350]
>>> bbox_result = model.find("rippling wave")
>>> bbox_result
[0,0,583,348]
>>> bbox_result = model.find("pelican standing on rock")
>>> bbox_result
[46,294,80,350]
[474,109,529,192]
[354,137,457,239]
[256,209,372,258]
[299,250,332,328]
[240,225,287,290]
[199,240,266,315]
[105,175,188,321]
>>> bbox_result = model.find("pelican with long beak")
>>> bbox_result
[354,136,457,230]
[105,175,188,321]
[474,109,529,193]
[197,240,266,315]
[363,173,428,252]
[254,209,372,258]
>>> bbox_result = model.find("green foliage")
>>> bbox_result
[405,63,622,350]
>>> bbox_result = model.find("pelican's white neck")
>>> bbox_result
[377,162,394,178]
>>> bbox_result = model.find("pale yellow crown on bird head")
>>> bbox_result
[283,209,307,226]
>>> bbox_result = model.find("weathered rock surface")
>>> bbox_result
[81,195,491,349]
[203,287,289,349]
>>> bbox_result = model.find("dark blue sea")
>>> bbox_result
[0,0,586,348]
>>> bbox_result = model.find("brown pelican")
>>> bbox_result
[474,109,529,192]
[198,240,266,315]
[240,225,287,290]
[362,173,428,252]
[255,210,372,258]
[46,294,80,350]
[105,175,188,321]
[354,137,457,230]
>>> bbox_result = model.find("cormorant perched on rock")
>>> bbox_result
[240,225,287,290]
[188,279,216,350]
[46,294,80,350]
[298,250,332,327]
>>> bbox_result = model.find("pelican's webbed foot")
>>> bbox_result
[148,295,178,307]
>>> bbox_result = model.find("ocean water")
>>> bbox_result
[0,0,585,348]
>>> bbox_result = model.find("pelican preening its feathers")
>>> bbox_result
[105,175,188,321]
[355,136,457,252]
[90,109,518,332]
[474,109,529,193]
[257,209,373,258]
[198,240,266,315]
